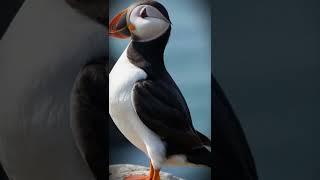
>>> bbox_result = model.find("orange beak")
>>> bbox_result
[109,9,133,39]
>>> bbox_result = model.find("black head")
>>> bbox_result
[109,0,171,42]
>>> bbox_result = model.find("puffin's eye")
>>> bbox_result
[140,8,148,18]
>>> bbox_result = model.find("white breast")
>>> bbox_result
[109,45,147,152]
[109,46,168,169]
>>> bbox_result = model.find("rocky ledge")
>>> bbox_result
[109,164,184,180]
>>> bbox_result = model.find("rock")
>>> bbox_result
[109,164,184,180]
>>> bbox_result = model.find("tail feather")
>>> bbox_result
[196,130,211,147]
[186,146,212,167]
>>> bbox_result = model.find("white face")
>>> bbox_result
[128,5,171,42]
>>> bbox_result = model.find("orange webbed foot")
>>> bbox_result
[125,160,154,180]
[124,174,152,180]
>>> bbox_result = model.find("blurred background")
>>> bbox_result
[214,0,320,179]
[0,0,24,39]
[109,0,212,179]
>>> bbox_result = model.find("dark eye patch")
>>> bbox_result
[140,8,148,18]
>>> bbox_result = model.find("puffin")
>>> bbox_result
[0,0,107,179]
[109,1,212,180]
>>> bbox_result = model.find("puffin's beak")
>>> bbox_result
[109,9,133,39]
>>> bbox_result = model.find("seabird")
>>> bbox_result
[109,1,212,179]
[0,0,107,179]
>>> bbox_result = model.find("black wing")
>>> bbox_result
[132,73,204,155]
[213,76,258,180]
[70,58,107,180]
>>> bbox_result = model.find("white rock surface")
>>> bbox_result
[109,164,184,180]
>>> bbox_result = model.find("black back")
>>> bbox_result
[132,64,212,166]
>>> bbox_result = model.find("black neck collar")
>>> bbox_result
[127,27,171,78]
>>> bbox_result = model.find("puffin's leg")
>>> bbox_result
[124,160,154,180]
[152,169,160,180]
[149,161,154,178]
